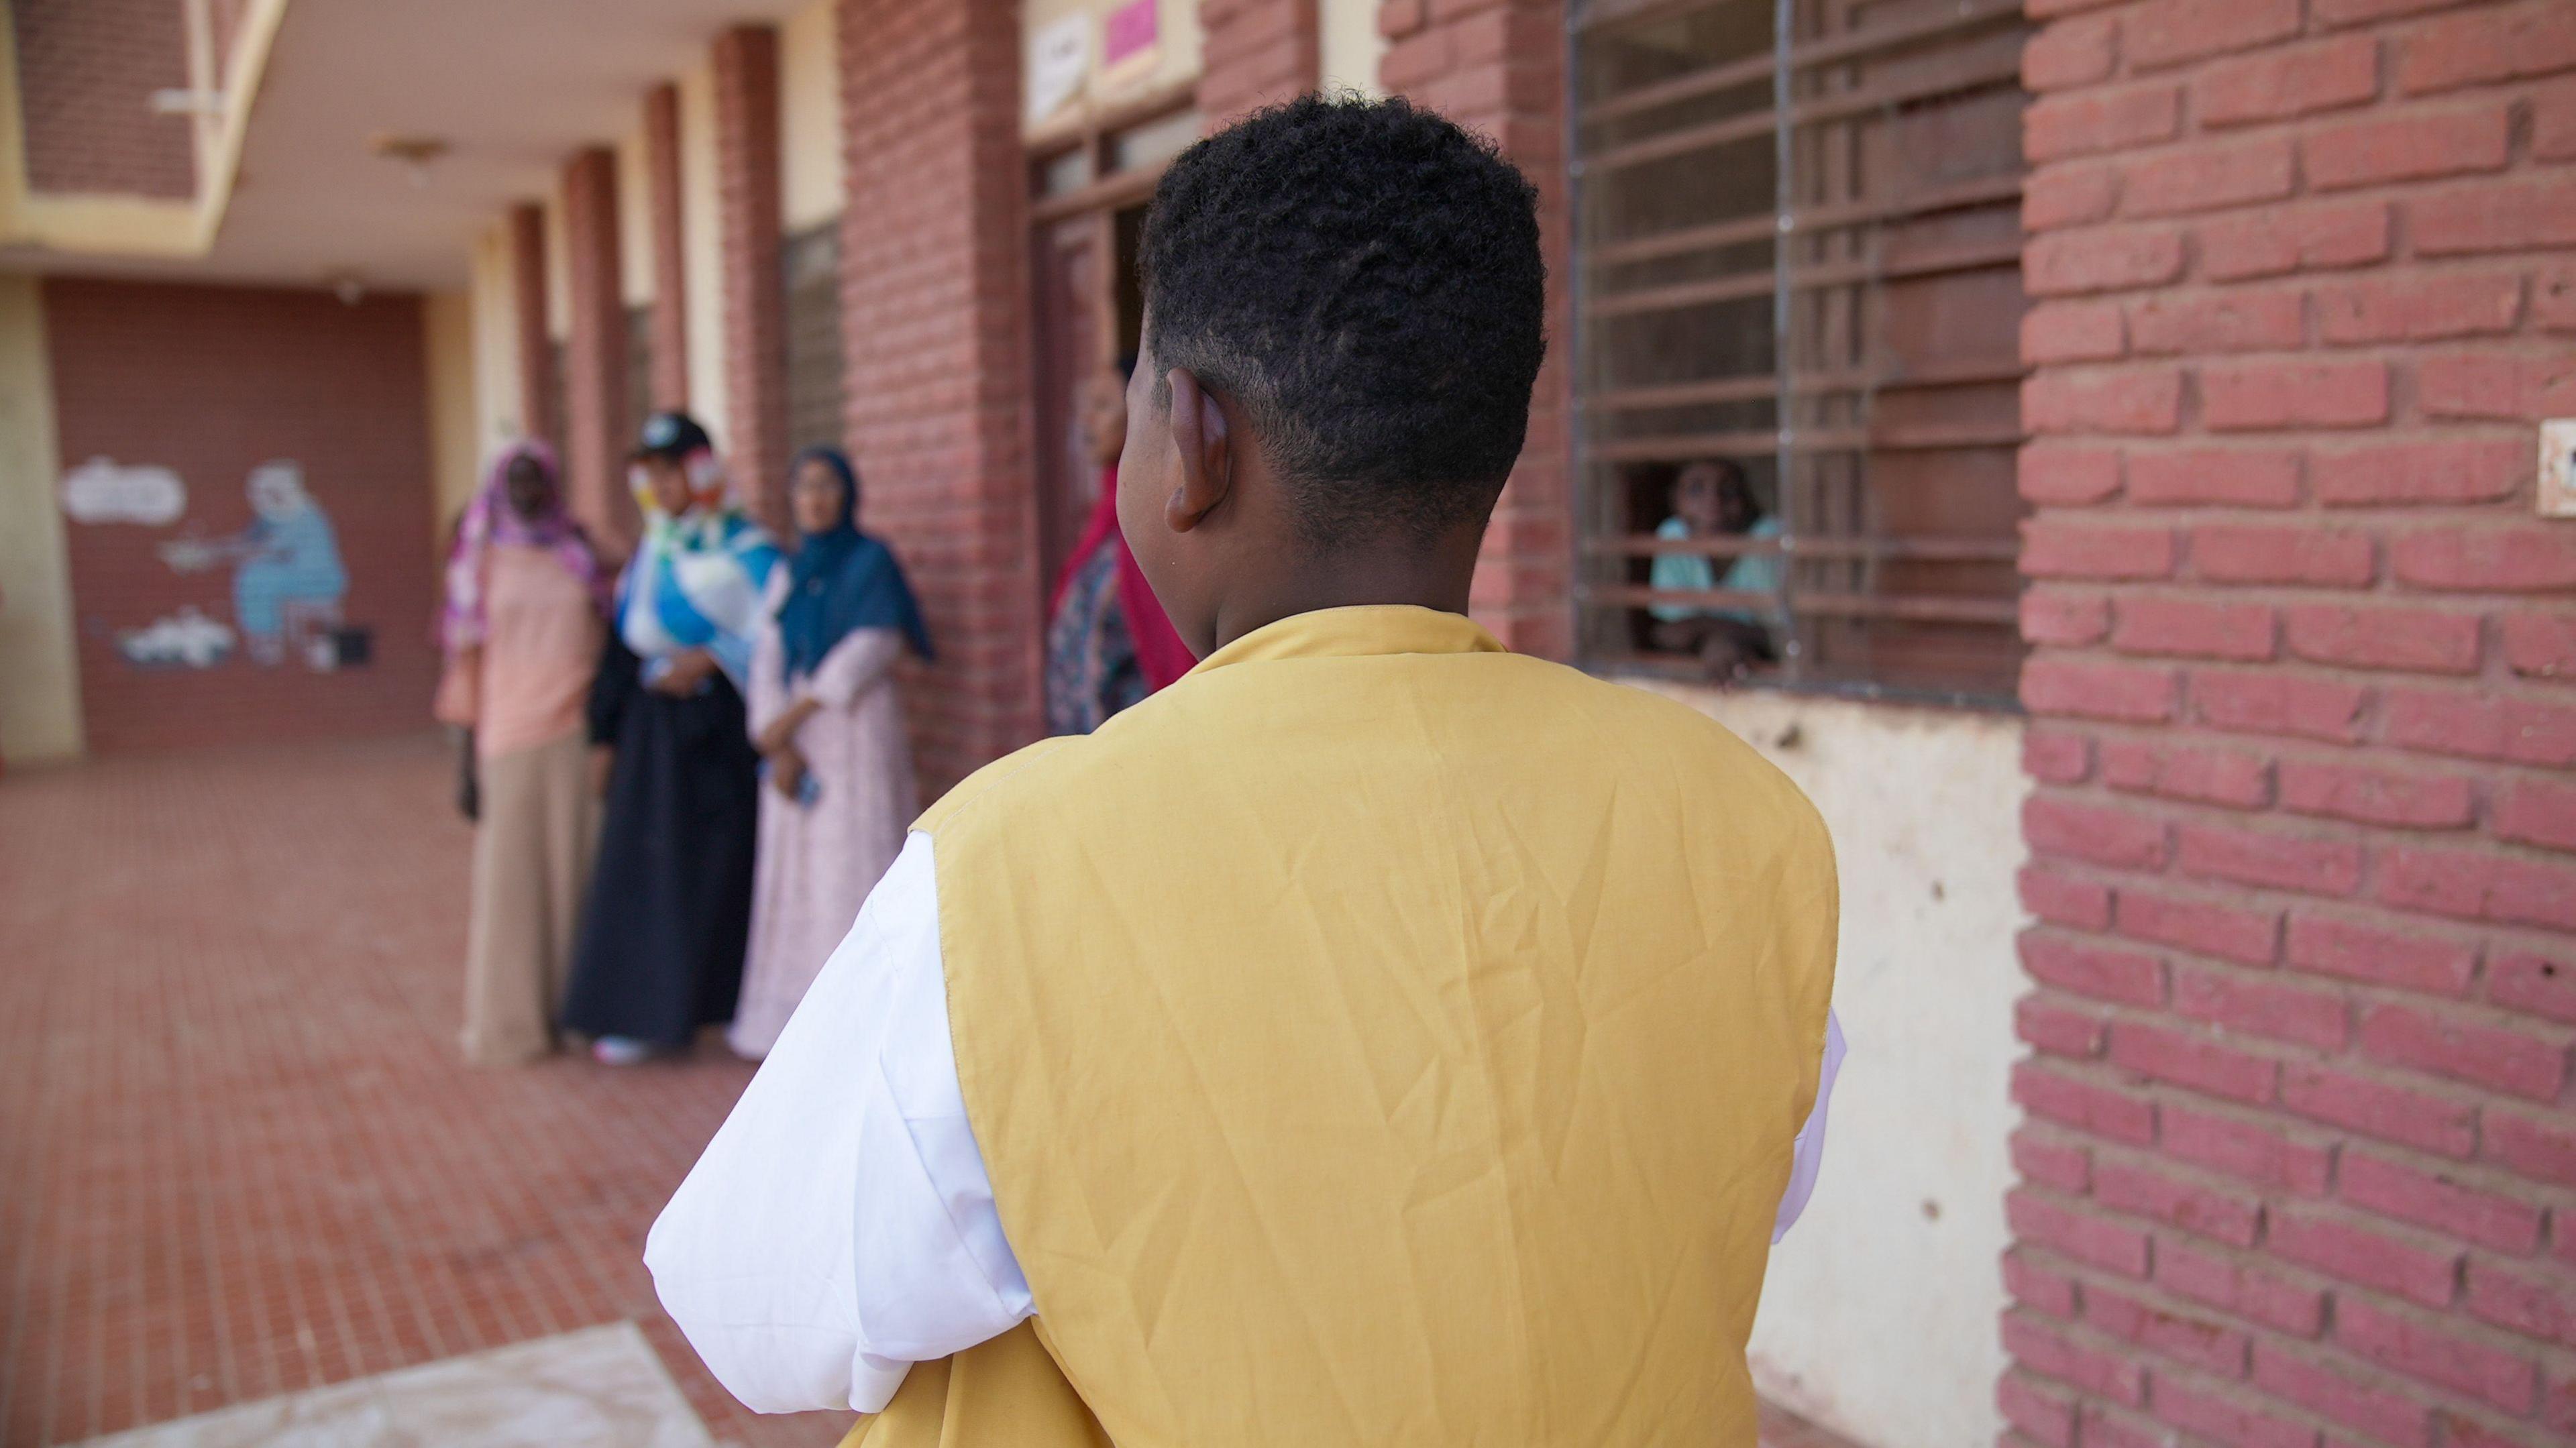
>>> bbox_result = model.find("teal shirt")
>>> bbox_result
[1650,514,1781,624]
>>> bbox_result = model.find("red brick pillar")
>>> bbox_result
[2006,3,2576,1447]
[508,202,559,450]
[644,82,690,412]
[837,0,1038,795]
[1199,0,1320,127]
[560,146,633,553]
[1380,0,1572,660]
[714,25,792,531]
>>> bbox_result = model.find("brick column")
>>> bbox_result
[714,25,791,531]
[2006,4,2576,1448]
[1198,0,1320,128]
[559,146,633,553]
[838,0,1038,795]
[644,82,690,412]
[1380,0,1572,660]
[507,202,558,449]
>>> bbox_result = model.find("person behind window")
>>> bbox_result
[433,440,611,1067]
[1042,354,1195,733]
[730,447,931,1061]
[1648,457,1782,680]
[561,411,780,1066]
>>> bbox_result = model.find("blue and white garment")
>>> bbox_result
[617,507,782,690]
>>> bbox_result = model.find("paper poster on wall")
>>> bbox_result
[2541,417,2576,518]
[1098,0,1160,89]
[1027,12,1089,127]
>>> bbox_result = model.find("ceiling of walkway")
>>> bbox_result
[33,0,816,292]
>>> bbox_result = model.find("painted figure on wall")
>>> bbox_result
[160,461,350,667]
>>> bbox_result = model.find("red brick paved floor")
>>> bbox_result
[0,734,846,1447]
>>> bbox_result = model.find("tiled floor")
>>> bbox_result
[69,1323,710,1448]
[0,736,846,1448]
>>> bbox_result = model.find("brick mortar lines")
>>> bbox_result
[2010,1,2576,1443]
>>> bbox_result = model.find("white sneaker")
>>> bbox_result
[591,1036,657,1066]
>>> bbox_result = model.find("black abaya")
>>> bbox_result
[561,634,760,1047]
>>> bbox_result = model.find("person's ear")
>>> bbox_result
[1163,367,1232,535]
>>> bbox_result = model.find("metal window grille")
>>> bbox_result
[1571,0,2032,706]
[783,221,846,455]
[624,304,653,438]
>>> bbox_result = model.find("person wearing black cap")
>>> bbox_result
[561,411,782,1064]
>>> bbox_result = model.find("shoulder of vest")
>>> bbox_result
[912,734,1088,836]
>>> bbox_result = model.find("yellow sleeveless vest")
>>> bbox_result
[848,606,1837,1447]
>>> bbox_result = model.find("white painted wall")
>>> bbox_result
[678,59,729,451]
[1319,0,1387,97]
[1637,684,2027,1448]
[421,288,481,535]
[616,127,655,308]
[781,0,847,233]
[0,276,83,763]
[468,220,522,448]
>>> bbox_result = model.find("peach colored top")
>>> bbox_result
[435,544,602,759]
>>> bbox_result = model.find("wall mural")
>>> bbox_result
[60,456,372,672]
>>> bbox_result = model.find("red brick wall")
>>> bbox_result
[561,147,636,555]
[836,0,1040,796]
[2008,2,2576,1446]
[1381,0,1574,660]
[9,0,196,198]
[645,82,692,414]
[714,24,792,532]
[43,278,441,755]
[1199,0,1320,127]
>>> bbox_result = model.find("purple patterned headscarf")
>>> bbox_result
[440,439,609,653]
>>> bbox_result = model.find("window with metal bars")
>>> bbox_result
[1571,0,2031,706]
[784,222,845,455]
[625,304,653,438]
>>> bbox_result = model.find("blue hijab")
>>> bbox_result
[777,447,933,681]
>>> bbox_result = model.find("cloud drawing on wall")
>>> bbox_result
[61,457,189,526]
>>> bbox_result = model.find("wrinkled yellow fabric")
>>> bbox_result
[901,605,1837,1447]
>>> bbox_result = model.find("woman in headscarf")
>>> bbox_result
[1043,355,1195,733]
[729,446,931,1058]
[432,439,612,1067]
[561,412,781,1065]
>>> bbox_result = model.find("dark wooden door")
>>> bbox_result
[1030,213,1106,605]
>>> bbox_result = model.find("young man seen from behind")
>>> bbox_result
[647,94,1846,1447]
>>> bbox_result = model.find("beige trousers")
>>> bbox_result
[462,730,599,1067]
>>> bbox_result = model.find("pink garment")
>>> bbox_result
[436,545,604,758]
[440,439,608,653]
[732,570,920,1058]
[1049,467,1196,691]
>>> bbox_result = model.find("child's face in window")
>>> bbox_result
[1674,465,1724,533]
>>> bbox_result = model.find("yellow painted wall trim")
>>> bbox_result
[0,276,85,763]
[0,0,291,258]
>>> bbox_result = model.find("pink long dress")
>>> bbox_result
[731,570,919,1058]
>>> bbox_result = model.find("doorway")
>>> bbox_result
[1025,89,1195,609]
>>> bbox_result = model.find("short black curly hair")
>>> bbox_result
[1140,93,1546,548]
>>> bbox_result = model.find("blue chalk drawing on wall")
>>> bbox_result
[158,461,354,668]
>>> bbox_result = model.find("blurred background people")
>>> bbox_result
[1649,457,1781,681]
[1044,355,1193,733]
[729,446,931,1060]
[432,440,610,1067]
[561,412,779,1065]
